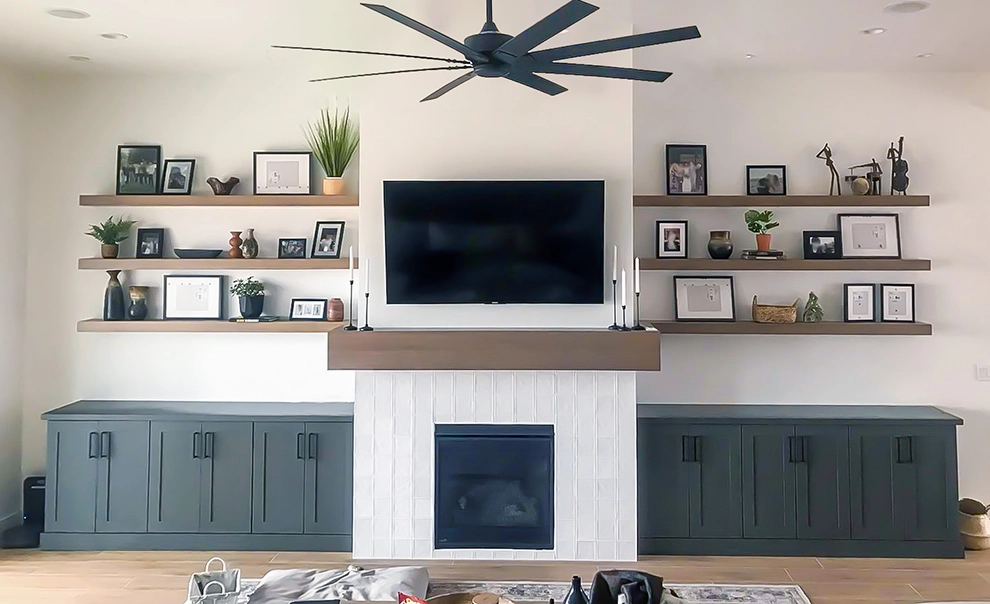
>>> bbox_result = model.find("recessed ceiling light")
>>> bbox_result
[916,52,935,59]
[46,8,90,19]
[745,53,756,60]
[68,55,91,62]
[885,1,930,14]
[100,32,128,40]
[861,27,887,35]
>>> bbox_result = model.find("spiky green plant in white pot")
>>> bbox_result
[305,105,359,196]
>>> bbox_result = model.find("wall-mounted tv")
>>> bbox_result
[384,180,605,305]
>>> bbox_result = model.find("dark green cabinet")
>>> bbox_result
[304,422,354,535]
[742,425,796,539]
[201,422,254,533]
[690,425,742,538]
[46,421,99,533]
[638,423,690,538]
[796,425,850,540]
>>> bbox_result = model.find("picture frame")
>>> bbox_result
[665,144,708,195]
[838,214,901,259]
[289,298,328,321]
[746,165,787,196]
[880,283,916,323]
[803,230,842,260]
[656,220,689,258]
[673,275,736,322]
[254,151,312,195]
[161,159,196,195]
[278,238,308,259]
[844,283,878,323]
[136,228,165,259]
[163,275,224,320]
[311,221,345,259]
[116,145,162,195]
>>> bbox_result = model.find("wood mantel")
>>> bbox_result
[327,328,661,371]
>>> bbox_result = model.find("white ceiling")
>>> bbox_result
[0,0,987,75]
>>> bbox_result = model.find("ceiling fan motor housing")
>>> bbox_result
[465,30,513,77]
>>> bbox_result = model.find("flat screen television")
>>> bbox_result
[384,180,605,305]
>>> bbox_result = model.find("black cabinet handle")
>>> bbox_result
[204,432,214,459]
[681,435,693,462]
[297,433,306,460]
[192,432,202,459]
[801,435,809,463]
[896,436,914,464]
[693,435,702,463]
[308,433,319,460]
[100,432,111,458]
[88,432,100,459]
[788,436,796,463]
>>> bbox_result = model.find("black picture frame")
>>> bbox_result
[837,213,902,259]
[673,275,736,322]
[289,298,328,321]
[253,151,313,195]
[136,228,165,259]
[311,221,345,259]
[843,283,878,323]
[746,164,787,196]
[880,283,916,323]
[163,275,225,321]
[161,159,196,195]
[655,220,689,259]
[802,230,842,260]
[665,144,708,196]
[278,238,308,259]
[116,145,162,195]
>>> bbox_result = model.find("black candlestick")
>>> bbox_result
[343,279,358,331]
[360,292,374,331]
[632,292,646,330]
[608,279,620,330]
[621,304,632,331]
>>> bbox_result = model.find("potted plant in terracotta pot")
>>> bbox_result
[744,209,780,252]
[305,104,360,196]
[231,276,266,320]
[86,216,137,259]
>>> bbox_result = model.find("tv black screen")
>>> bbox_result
[384,180,605,305]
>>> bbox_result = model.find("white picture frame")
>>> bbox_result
[880,284,915,322]
[163,275,224,320]
[674,276,736,321]
[838,214,901,259]
[656,220,688,259]
[254,152,312,195]
[844,283,877,323]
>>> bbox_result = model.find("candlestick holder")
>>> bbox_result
[608,279,620,330]
[343,279,358,331]
[359,292,374,331]
[632,292,646,330]
[621,304,632,331]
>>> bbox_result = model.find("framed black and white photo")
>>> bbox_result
[116,145,161,195]
[747,165,787,196]
[838,214,901,259]
[312,221,345,259]
[844,283,877,323]
[880,284,915,322]
[254,151,312,195]
[161,159,195,195]
[674,276,735,322]
[278,238,307,259]
[136,228,165,259]
[163,275,224,320]
[289,298,328,321]
[666,144,708,195]
[656,220,688,258]
[803,230,841,260]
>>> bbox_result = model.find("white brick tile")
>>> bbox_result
[596,541,617,561]
[434,372,455,422]
[557,540,577,560]
[595,372,617,398]
[576,518,596,541]
[454,373,475,421]
[597,436,616,456]
[373,455,393,480]
[596,455,615,479]
[413,472,431,498]
[414,372,434,404]
[535,550,556,560]
[354,452,374,479]
[373,539,393,558]
[433,550,454,559]
[355,501,373,519]
[576,436,597,456]
[414,518,432,539]
[597,518,617,541]
[576,372,596,399]
[494,550,514,560]
[515,372,536,418]
[413,540,432,559]
[577,478,596,501]
[596,478,616,499]
[555,372,576,398]
[576,498,596,525]
[356,372,375,404]
[393,496,412,519]
[394,372,414,402]
[373,475,392,498]
[393,517,414,539]
[617,541,638,562]
[558,498,576,521]
[394,477,412,501]
[576,541,596,560]
[354,518,373,541]
[473,549,495,560]
[373,517,392,539]
[596,411,616,436]
[394,539,413,559]
[598,498,617,524]
[536,373,555,406]
[413,498,432,520]
[451,551,473,560]
[353,540,374,558]
[512,550,537,560]
[536,390,555,423]
[354,476,373,500]
[374,433,393,458]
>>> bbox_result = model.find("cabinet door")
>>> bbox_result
[796,425,850,540]
[46,421,100,533]
[894,427,958,542]
[304,422,353,535]
[252,422,306,534]
[850,426,900,540]
[688,425,742,538]
[96,421,151,533]
[742,425,796,539]
[149,421,202,533]
[201,422,254,534]
[637,421,691,538]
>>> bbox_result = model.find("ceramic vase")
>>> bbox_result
[101,243,119,259]
[241,228,259,259]
[707,230,733,259]
[239,295,265,320]
[127,286,149,321]
[328,298,345,322]
[563,576,589,604]
[323,177,345,196]
[756,233,772,252]
[103,270,125,321]
[228,231,244,259]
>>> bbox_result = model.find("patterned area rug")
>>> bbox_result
[427,581,811,604]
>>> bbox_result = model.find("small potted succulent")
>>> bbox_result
[305,104,360,196]
[744,209,780,252]
[86,216,137,259]
[231,276,266,320]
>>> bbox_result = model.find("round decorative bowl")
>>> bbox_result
[174,249,224,259]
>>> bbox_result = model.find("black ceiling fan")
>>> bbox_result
[274,0,700,102]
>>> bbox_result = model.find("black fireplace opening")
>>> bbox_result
[434,424,554,550]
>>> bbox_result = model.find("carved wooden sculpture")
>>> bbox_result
[817,143,841,195]
[887,136,910,195]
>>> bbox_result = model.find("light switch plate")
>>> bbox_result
[976,365,990,381]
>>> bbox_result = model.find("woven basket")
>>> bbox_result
[752,296,798,324]
[960,498,990,550]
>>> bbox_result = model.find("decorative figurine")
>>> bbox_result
[887,136,910,195]
[207,176,240,196]
[802,291,824,323]
[846,159,883,196]
[228,231,244,259]
[817,143,842,195]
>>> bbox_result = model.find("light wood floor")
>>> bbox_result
[3,550,990,604]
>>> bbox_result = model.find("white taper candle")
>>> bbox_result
[348,246,354,281]
[635,258,641,294]
[621,269,627,308]
[612,245,618,282]
[365,259,370,294]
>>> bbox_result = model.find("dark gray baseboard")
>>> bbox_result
[41,532,352,552]
[639,537,964,559]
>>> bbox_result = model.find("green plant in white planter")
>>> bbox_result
[86,216,136,259]
[305,105,360,196]
[231,276,266,320]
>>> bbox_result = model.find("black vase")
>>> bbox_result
[103,270,125,321]
[239,295,265,319]
[564,576,589,604]
[127,286,149,321]
[707,230,734,260]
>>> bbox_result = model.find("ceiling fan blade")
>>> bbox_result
[309,65,471,83]
[531,62,672,82]
[422,72,478,102]
[504,70,568,96]
[529,25,700,62]
[272,45,470,65]
[494,0,599,61]
[361,3,489,64]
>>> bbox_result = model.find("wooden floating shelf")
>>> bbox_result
[640,258,931,272]
[79,194,359,207]
[78,258,356,270]
[78,319,344,333]
[650,321,932,336]
[633,194,930,208]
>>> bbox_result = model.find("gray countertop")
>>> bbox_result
[637,404,962,424]
[42,400,355,422]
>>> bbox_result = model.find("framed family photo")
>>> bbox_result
[666,144,707,195]
[803,230,841,260]
[163,275,224,320]
[278,238,308,259]
[161,159,195,195]
[747,165,787,196]
[254,151,312,195]
[312,221,345,259]
[656,220,688,258]
[674,276,736,321]
[289,298,328,321]
[116,145,161,195]
[136,228,165,259]
[838,214,901,259]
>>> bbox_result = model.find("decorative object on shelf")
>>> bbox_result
[360,261,374,331]
[752,296,798,324]
[632,257,645,330]
[838,213,901,258]
[345,246,358,331]
[103,270,126,321]
[86,215,137,259]
[241,228,260,259]
[207,176,240,196]
[655,220,688,259]
[174,249,223,259]
[844,283,878,322]
[845,159,883,196]
[127,286,149,321]
[674,275,736,322]
[744,209,779,252]
[161,159,196,195]
[278,238,307,259]
[253,151,312,195]
[803,230,841,259]
[305,105,360,196]
[816,142,841,195]
[608,245,620,330]
[328,297,344,322]
[228,231,244,259]
[312,221,345,259]
[707,230,733,260]
[163,275,224,320]
[880,283,915,322]
[666,144,707,195]
[888,136,910,195]
[563,576,589,604]
[802,291,824,323]
[136,228,165,259]
[746,165,787,196]
[231,276,266,320]
[741,249,785,260]
[289,298,328,321]
[116,145,162,195]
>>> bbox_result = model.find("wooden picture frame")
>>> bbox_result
[253,151,312,195]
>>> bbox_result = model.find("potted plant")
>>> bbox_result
[86,216,137,259]
[231,276,266,320]
[305,105,360,196]
[744,209,780,252]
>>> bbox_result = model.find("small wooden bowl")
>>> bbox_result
[428,592,518,604]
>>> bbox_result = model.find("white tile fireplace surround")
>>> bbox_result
[352,370,638,561]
